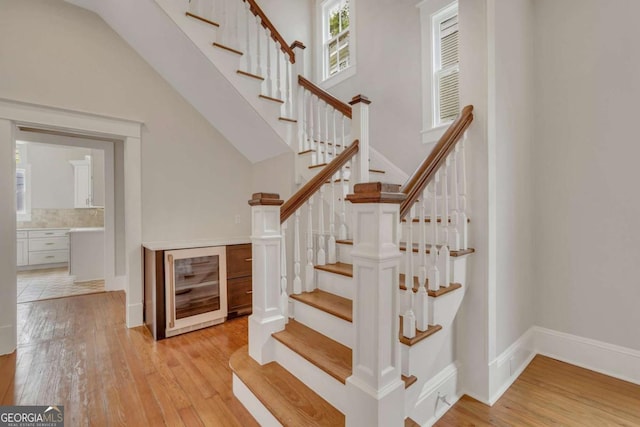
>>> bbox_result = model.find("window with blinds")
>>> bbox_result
[433,5,459,125]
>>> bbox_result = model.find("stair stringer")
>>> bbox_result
[66,0,291,163]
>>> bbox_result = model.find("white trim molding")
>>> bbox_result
[409,362,462,426]
[534,326,640,386]
[486,326,640,406]
[488,327,536,405]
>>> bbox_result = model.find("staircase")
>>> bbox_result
[68,0,475,424]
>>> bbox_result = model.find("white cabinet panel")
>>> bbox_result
[29,250,69,265]
[17,239,28,266]
[28,237,69,252]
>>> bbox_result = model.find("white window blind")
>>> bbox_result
[433,5,459,125]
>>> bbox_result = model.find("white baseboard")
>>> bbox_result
[232,374,282,427]
[488,327,536,405]
[410,362,461,426]
[534,326,640,386]
[127,302,144,328]
[0,324,16,356]
[486,326,640,406]
[107,275,126,291]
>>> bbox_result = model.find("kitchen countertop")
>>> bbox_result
[143,237,251,251]
[69,227,105,232]
[17,227,70,231]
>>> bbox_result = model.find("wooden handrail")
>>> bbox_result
[243,0,296,63]
[281,140,359,223]
[298,75,353,119]
[399,105,474,219]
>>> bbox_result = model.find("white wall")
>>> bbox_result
[533,0,640,351]
[27,143,91,209]
[319,0,424,176]
[91,148,105,206]
[0,0,253,243]
[492,0,535,356]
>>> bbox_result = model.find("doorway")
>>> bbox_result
[15,132,109,303]
[0,99,143,355]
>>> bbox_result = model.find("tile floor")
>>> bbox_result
[17,267,105,303]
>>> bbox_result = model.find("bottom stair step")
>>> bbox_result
[230,345,345,426]
[405,417,421,427]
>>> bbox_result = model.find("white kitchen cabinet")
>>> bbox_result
[16,235,28,266]
[70,156,93,208]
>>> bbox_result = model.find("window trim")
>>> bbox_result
[316,0,357,89]
[418,0,459,144]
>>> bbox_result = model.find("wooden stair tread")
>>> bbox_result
[405,417,421,427]
[185,11,220,27]
[279,117,297,123]
[399,276,462,297]
[402,374,418,389]
[212,42,243,55]
[272,320,352,384]
[314,262,353,277]
[290,290,352,322]
[399,317,442,346]
[336,239,474,257]
[229,345,345,426]
[259,94,285,104]
[402,216,471,223]
[236,69,264,81]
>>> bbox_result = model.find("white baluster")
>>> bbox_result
[233,0,239,50]
[305,196,315,292]
[428,177,440,292]
[298,89,306,153]
[317,186,326,265]
[219,0,227,45]
[438,243,450,289]
[316,96,323,164]
[244,2,252,72]
[265,29,273,97]
[459,140,468,250]
[402,204,416,339]
[415,190,430,331]
[286,59,292,117]
[255,15,262,76]
[341,114,346,154]
[281,221,288,320]
[328,173,337,264]
[324,103,330,161]
[309,95,316,164]
[441,157,450,246]
[339,166,347,240]
[332,108,338,160]
[449,148,461,251]
[293,210,302,294]
[275,43,283,100]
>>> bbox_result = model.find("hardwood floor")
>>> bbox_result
[436,355,640,426]
[2,292,639,426]
[0,291,257,427]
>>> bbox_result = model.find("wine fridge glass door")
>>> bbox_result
[165,246,227,334]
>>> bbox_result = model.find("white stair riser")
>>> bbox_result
[290,298,354,348]
[337,242,353,264]
[316,269,353,299]
[232,375,283,427]
[273,339,349,414]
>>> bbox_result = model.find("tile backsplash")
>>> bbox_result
[17,208,104,229]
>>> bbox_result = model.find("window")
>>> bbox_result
[432,4,459,126]
[321,0,352,81]
[15,142,30,221]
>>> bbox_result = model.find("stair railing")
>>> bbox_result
[397,105,474,339]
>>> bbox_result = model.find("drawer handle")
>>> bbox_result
[45,232,54,235]
[45,256,55,259]
[45,242,55,245]
[244,258,252,262]
[245,290,253,294]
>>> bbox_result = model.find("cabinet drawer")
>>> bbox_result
[17,231,27,239]
[29,250,69,265]
[226,244,252,279]
[29,237,69,252]
[227,277,252,311]
[29,229,68,239]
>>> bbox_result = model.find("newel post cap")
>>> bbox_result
[248,192,284,206]
[349,95,372,105]
[290,40,306,50]
[346,182,406,204]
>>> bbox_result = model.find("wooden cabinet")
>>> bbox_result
[226,244,252,318]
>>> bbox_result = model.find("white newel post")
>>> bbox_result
[291,41,305,120]
[349,95,371,185]
[345,183,406,427]
[248,193,286,365]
